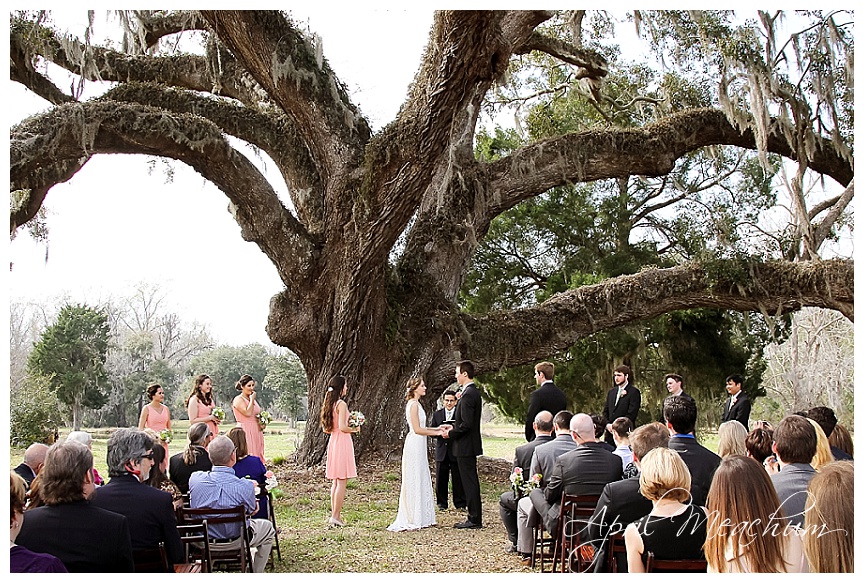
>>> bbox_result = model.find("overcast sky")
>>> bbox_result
[7,9,435,347]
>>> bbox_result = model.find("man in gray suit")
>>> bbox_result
[768,414,817,528]
[515,410,576,562]
[528,413,622,538]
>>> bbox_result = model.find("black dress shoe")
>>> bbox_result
[455,505,467,510]
[453,520,482,529]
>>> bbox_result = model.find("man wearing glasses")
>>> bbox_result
[429,389,466,511]
[91,428,184,568]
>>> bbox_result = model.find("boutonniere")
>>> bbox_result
[620,389,627,396]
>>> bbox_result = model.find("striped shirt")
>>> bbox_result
[189,466,255,540]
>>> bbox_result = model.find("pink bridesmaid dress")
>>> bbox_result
[197,400,218,436]
[145,404,170,457]
[233,397,265,461]
[326,404,357,480]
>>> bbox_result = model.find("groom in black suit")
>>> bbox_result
[428,389,466,510]
[446,360,483,529]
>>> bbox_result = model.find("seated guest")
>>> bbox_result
[66,431,105,486]
[169,422,213,494]
[227,426,270,519]
[827,422,853,459]
[14,442,48,489]
[144,436,184,510]
[528,414,622,545]
[10,472,67,572]
[745,423,775,464]
[591,414,616,452]
[768,414,817,528]
[189,434,276,573]
[609,417,636,476]
[803,461,853,572]
[663,394,720,506]
[806,418,835,471]
[16,440,134,572]
[806,406,852,461]
[91,428,184,569]
[717,420,748,457]
[500,410,554,553]
[587,422,670,572]
[705,455,807,572]
[623,447,708,573]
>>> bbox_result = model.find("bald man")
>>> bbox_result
[15,442,49,488]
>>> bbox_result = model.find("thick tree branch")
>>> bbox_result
[813,178,854,251]
[483,108,853,223]
[460,259,854,372]
[136,10,208,48]
[515,31,609,80]
[10,158,89,233]
[9,36,75,105]
[102,83,325,233]
[10,101,316,283]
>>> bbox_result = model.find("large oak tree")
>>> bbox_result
[10,11,853,464]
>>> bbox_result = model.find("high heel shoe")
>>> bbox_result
[328,517,345,527]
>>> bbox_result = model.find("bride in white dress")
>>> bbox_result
[388,377,449,531]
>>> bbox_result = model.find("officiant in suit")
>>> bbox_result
[602,365,641,445]
[446,360,483,529]
[428,389,466,510]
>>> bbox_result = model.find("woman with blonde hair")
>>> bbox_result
[624,447,707,573]
[320,375,359,526]
[10,472,67,572]
[806,418,834,471]
[388,378,449,531]
[803,460,853,572]
[704,455,807,572]
[717,420,748,458]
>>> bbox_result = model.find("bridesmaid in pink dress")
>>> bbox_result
[232,374,265,461]
[139,383,171,456]
[320,375,359,527]
[186,374,221,437]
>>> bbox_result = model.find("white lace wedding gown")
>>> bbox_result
[387,400,437,531]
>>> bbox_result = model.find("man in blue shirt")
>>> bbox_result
[189,434,275,572]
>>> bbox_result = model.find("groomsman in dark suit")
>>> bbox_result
[657,373,694,422]
[446,360,483,529]
[524,361,567,441]
[603,365,641,446]
[721,373,751,429]
[664,394,720,506]
[428,389,466,510]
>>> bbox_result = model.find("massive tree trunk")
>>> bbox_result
[9,10,854,465]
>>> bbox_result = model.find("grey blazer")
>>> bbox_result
[771,462,816,527]
[530,434,579,487]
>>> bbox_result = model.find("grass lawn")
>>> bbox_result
[9,419,722,572]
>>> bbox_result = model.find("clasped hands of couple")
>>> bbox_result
[436,424,453,438]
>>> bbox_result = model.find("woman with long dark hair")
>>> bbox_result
[139,383,172,457]
[186,374,220,436]
[320,375,359,526]
[232,374,265,461]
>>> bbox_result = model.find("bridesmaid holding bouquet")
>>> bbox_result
[139,383,171,456]
[321,375,359,527]
[186,374,221,436]
[232,374,265,461]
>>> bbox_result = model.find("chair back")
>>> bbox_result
[179,505,252,572]
[133,541,170,573]
[178,520,211,573]
[645,551,708,573]
[606,531,627,573]
[557,493,600,573]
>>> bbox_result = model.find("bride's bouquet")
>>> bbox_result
[509,467,542,498]
[158,429,172,444]
[348,411,366,432]
[264,470,278,490]
[212,407,225,422]
[256,410,273,430]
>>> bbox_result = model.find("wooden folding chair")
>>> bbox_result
[531,514,555,571]
[645,551,708,573]
[133,542,170,573]
[606,531,627,573]
[263,487,281,564]
[179,505,253,572]
[554,493,600,573]
[177,520,211,573]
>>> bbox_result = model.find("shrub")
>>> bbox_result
[10,374,64,446]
